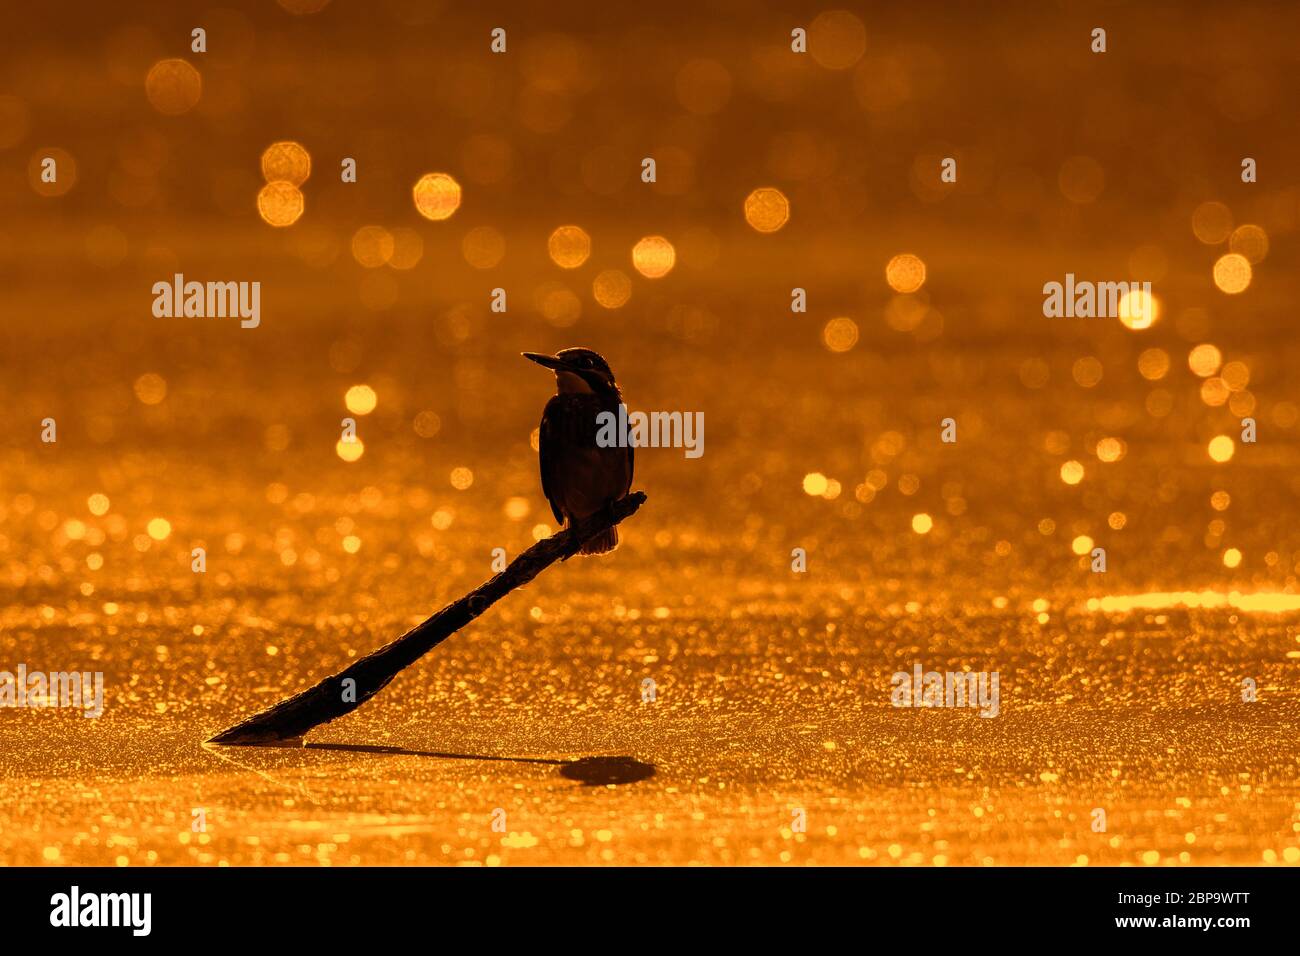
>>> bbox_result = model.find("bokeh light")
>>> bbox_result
[535,283,582,327]
[1138,348,1170,380]
[1221,361,1250,391]
[1207,435,1235,462]
[260,141,312,186]
[1201,377,1229,407]
[1229,391,1255,418]
[351,225,394,267]
[1060,461,1085,485]
[743,187,790,233]
[413,411,441,438]
[257,181,304,227]
[822,317,859,352]
[1095,438,1125,463]
[345,385,377,415]
[462,226,505,269]
[1228,224,1269,263]
[592,269,632,309]
[548,225,591,268]
[387,228,423,270]
[1188,344,1221,377]
[145,59,202,115]
[413,172,462,221]
[1212,253,1251,294]
[632,235,675,278]
[802,473,829,496]
[1072,356,1103,388]
[885,294,928,332]
[885,253,926,293]
[1118,288,1159,329]
[808,10,867,70]
[1191,201,1233,244]
[133,373,167,405]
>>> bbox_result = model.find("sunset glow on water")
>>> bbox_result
[0,2,1297,874]
[1088,591,1300,614]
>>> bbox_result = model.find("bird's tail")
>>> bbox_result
[579,526,619,555]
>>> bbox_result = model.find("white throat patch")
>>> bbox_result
[556,370,595,394]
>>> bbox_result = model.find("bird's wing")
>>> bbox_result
[625,436,634,496]
[538,400,565,524]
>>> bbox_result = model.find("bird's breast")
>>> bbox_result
[544,393,615,446]
[542,394,633,518]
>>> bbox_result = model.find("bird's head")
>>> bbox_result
[522,347,619,396]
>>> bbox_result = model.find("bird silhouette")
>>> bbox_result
[523,348,634,555]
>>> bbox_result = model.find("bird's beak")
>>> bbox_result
[522,352,566,371]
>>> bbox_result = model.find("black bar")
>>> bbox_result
[0,866,1284,942]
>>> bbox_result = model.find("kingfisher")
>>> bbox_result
[523,348,633,555]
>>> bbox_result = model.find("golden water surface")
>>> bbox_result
[0,1,1297,866]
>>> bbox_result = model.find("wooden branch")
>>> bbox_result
[207,492,648,746]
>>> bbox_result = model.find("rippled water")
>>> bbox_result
[1,1,1298,866]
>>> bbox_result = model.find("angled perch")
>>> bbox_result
[208,492,648,745]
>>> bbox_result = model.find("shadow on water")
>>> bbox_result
[558,755,657,786]
[298,742,656,786]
